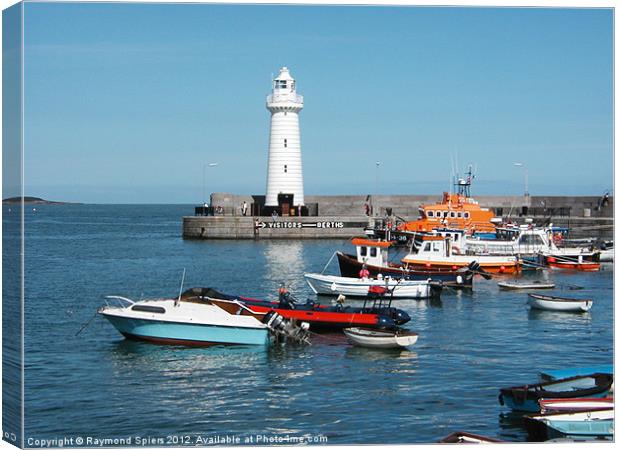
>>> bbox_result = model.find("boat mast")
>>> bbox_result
[175,268,186,306]
[455,165,474,198]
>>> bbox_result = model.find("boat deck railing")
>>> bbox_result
[103,295,136,308]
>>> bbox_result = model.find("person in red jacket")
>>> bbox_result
[359,264,370,279]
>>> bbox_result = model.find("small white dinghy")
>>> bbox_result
[498,280,555,290]
[343,327,418,349]
[527,293,593,313]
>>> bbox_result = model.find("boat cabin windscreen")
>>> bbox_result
[179,287,238,302]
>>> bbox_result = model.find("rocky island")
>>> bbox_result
[2,196,78,205]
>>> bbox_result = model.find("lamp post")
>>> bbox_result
[513,162,528,196]
[374,161,381,216]
[202,162,219,207]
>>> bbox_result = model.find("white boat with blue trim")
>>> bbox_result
[304,273,442,299]
[99,288,310,346]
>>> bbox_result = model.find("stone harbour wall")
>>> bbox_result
[187,193,613,240]
[209,193,613,218]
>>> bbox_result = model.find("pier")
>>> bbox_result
[183,194,613,240]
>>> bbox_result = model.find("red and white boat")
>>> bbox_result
[539,397,614,414]
[545,256,600,272]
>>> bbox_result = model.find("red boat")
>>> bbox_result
[186,287,411,330]
[546,256,600,271]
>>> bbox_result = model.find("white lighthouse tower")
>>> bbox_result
[265,67,304,207]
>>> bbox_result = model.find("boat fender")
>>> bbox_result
[456,275,463,285]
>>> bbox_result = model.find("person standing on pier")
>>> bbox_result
[242,201,248,216]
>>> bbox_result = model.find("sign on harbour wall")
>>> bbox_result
[254,220,366,230]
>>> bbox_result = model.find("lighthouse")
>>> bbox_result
[265,67,304,207]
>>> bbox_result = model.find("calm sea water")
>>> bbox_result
[6,204,614,445]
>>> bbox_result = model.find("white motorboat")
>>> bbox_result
[498,280,555,290]
[599,248,614,262]
[598,241,613,262]
[99,287,310,346]
[437,226,601,263]
[304,272,441,299]
[527,293,593,313]
[401,235,520,274]
[343,327,418,349]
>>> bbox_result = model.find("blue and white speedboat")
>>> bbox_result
[524,409,614,441]
[99,288,309,347]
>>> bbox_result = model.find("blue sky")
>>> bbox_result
[22,3,613,203]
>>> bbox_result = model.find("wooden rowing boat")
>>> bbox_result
[527,293,593,313]
[497,280,555,290]
[498,373,613,412]
[343,327,418,349]
[538,397,614,414]
[438,431,502,443]
[539,365,613,382]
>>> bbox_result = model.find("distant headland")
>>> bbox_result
[2,196,80,205]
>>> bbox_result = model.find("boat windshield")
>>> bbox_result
[179,287,238,302]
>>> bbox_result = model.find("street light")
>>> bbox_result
[513,162,528,196]
[202,162,219,206]
[374,161,381,216]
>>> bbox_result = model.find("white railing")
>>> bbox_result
[103,295,135,308]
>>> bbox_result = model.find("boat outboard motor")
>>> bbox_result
[263,310,285,330]
[263,311,310,345]
[467,261,492,280]
[428,280,443,298]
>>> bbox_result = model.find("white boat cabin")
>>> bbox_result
[416,235,453,257]
[351,238,391,267]
[430,226,556,256]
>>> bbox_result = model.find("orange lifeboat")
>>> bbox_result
[398,169,497,233]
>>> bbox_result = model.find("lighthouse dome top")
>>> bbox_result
[267,66,303,111]
[274,67,295,81]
